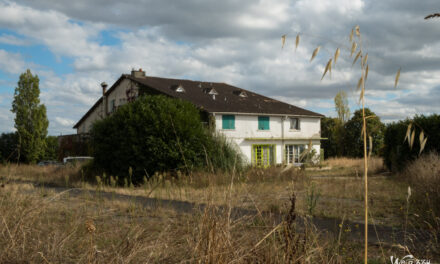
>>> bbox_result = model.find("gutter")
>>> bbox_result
[211,112,324,118]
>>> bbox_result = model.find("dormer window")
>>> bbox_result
[203,87,218,95]
[233,90,248,97]
[171,84,185,93]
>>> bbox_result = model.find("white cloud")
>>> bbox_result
[54,117,74,127]
[0,0,439,135]
[0,49,27,74]
[0,33,29,46]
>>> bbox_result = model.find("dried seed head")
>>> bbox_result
[86,220,96,234]
[352,50,362,66]
[359,86,365,103]
[368,136,373,158]
[295,34,300,51]
[418,131,427,155]
[357,76,363,91]
[334,48,340,65]
[282,34,286,49]
[350,29,354,42]
[351,42,357,57]
[321,58,332,80]
[365,64,369,83]
[420,136,428,155]
[310,46,321,62]
[363,53,368,66]
[395,68,401,88]
[410,129,415,149]
[355,25,360,36]
[404,123,412,143]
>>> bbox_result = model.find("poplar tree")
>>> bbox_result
[11,69,48,163]
[334,90,350,123]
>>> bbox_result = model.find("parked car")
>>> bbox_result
[37,160,61,166]
[63,156,93,165]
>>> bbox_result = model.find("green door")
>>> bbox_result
[253,145,275,167]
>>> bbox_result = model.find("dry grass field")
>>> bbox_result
[0,156,438,263]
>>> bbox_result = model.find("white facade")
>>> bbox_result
[75,78,137,134]
[213,113,322,165]
[74,72,323,167]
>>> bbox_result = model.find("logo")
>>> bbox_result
[390,255,431,264]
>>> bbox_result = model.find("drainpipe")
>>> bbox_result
[281,116,286,165]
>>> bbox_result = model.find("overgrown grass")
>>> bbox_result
[323,157,385,175]
[1,158,438,262]
[0,181,399,263]
[401,152,440,256]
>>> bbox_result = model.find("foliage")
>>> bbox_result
[0,132,19,163]
[42,136,59,161]
[90,95,242,183]
[383,114,440,171]
[334,90,350,123]
[343,108,385,158]
[321,117,344,158]
[10,69,49,163]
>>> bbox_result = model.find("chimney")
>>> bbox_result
[101,81,108,95]
[101,82,108,118]
[131,68,146,78]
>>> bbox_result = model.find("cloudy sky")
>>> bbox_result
[0,0,439,135]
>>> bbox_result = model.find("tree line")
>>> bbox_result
[321,91,439,171]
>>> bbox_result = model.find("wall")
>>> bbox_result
[214,114,321,164]
[77,78,135,134]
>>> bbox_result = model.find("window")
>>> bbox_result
[285,145,305,164]
[253,145,275,167]
[222,115,235,129]
[290,118,300,130]
[258,116,270,130]
[109,99,116,113]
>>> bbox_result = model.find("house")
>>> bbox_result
[73,69,324,166]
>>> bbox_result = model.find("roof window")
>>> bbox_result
[171,84,185,93]
[233,90,248,97]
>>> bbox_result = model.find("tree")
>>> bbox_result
[321,117,343,158]
[11,69,49,163]
[334,90,350,123]
[343,108,385,158]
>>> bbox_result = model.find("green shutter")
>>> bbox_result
[258,116,269,130]
[222,115,235,129]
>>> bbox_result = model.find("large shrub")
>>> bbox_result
[0,132,19,163]
[343,108,385,158]
[321,117,344,158]
[383,114,440,171]
[90,95,242,183]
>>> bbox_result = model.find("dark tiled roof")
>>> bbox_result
[74,74,323,128]
[129,75,323,116]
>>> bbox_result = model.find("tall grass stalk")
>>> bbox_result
[281,25,404,262]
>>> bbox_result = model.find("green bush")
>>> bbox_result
[384,114,440,171]
[343,108,385,158]
[90,95,243,183]
[321,117,344,158]
[0,132,19,163]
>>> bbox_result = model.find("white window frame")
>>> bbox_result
[285,144,305,164]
